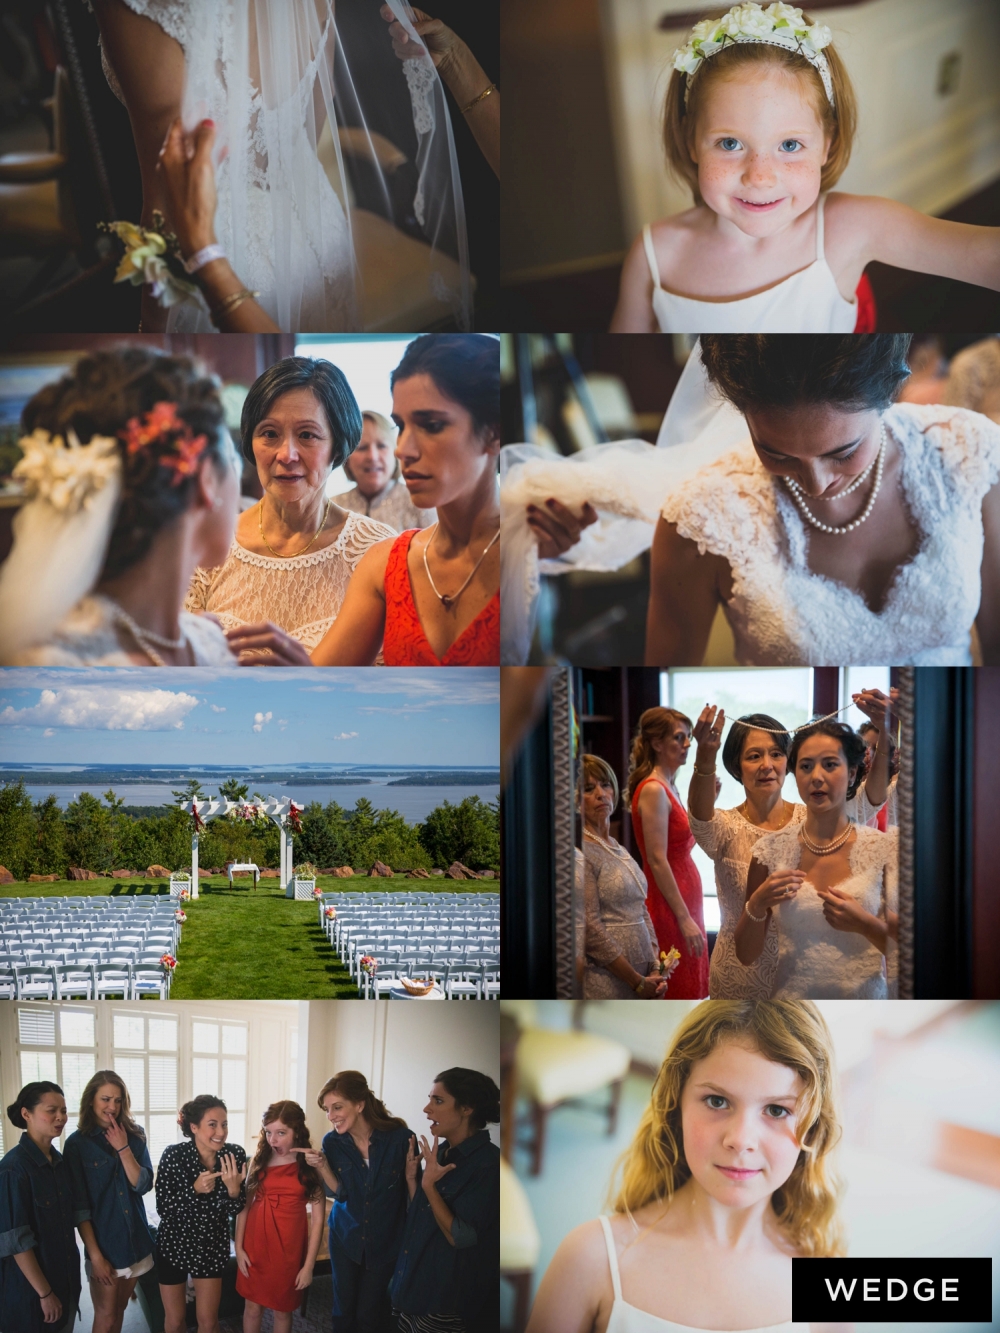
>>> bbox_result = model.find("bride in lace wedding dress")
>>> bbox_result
[86,0,470,332]
[500,334,1000,665]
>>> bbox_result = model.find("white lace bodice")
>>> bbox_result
[661,404,1000,665]
[184,510,394,649]
[9,595,235,666]
[332,480,435,534]
[688,804,805,999]
[751,824,896,998]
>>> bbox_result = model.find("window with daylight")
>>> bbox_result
[15,1006,96,1144]
[111,1011,180,1165]
[191,1018,248,1148]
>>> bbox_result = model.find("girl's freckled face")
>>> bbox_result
[691,66,831,236]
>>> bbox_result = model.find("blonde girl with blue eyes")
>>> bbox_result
[526,1001,851,1333]
[611,1,1000,334]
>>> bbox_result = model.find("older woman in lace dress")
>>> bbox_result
[185,358,393,651]
[580,755,678,999]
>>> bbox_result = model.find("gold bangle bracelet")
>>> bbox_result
[211,288,260,321]
[693,766,716,777]
[462,82,496,114]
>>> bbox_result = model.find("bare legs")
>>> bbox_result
[91,0,185,331]
[89,1274,138,1333]
[242,1300,293,1333]
[159,1278,222,1333]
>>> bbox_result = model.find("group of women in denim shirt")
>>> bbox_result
[0,1064,500,1333]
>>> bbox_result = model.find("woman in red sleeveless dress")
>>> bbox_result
[226,335,500,667]
[628,706,709,998]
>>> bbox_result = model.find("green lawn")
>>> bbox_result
[0,875,496,999]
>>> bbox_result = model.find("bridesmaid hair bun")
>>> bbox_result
[434,1068,500,1130]
[179,1094,227,1138]
[6,1081,64,1128]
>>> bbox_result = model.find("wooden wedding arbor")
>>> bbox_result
[179,797,304,899]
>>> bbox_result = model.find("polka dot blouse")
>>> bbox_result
[154,1139,247,1278]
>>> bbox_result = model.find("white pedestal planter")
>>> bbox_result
[292,877,317,901]
[169,875,191,900]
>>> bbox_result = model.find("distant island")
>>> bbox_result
[386,772,500,785]
[4,768,499,788]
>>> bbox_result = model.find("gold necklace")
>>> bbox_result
[258,496,331,559]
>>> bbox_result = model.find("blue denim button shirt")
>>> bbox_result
[63,1127,154,1271]
[390,1130,500,1332]
[0,1134,81,1333]
[323,1123,412,1267]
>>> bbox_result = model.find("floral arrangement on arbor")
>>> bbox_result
[190,801,206,833]
[287,803,303,835]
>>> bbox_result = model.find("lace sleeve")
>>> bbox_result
[688,811,722,859]
[894,404,1000,514]
[751,825,801,875]
[340,514,397,571]
[660,446,782,568]
[583,851,622,968]
[185,565,216,613]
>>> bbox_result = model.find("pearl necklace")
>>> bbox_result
[583,828,647,892]
[798,823,853,855]
[783,421,885,535]
[112,604,187,666]
[422,522,500,609]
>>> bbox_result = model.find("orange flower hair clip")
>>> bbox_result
[119,401,209,485]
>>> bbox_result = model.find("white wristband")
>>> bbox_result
[184,244,226,275]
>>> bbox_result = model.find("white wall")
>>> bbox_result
[601,0,1000,241]
[300,1002,500,1152]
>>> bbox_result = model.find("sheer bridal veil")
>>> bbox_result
[171,0,471,332]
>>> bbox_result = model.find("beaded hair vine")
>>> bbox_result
[119,401,209,485]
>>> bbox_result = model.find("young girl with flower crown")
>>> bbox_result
[527,1000,851,1333]
[235,1101,326,1333]
[611,1,1000,333]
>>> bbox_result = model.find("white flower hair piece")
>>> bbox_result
[13,429,121,515]
[673,2,834,108]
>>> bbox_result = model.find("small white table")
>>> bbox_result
[227,862,259,890]
[388,984,445,1000]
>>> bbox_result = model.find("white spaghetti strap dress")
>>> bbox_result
[598,1215,809,1333]
[641,194,857,333]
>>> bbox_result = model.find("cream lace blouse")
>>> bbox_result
[185,510,394,649]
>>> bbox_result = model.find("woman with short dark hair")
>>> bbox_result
[646,333,1000,665]
[186,356,395,653]
[0,1082,79,1333]
[735,719,895,997]
[390,1069,500,1333]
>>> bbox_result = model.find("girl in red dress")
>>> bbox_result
[235,1101,326,1333]
[628,706,709,998]
[225,334,500,667]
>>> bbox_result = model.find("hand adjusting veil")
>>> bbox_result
[500,344,749,663]
[170,0,470,332]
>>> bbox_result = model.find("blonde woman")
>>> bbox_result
[580,754,678,999]
[333,410,435,533]
[628,707,708,998]
[527,1001,850,1333]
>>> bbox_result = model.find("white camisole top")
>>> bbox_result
[598,1216,809,1333]
[642,194,857,333]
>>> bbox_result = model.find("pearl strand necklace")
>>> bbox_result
[112,604,187,666]
[783,421,885,535]
[799,823,853,855]
[583,827,648,892]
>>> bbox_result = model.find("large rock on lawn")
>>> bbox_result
[480,870,496,879]
[368,861,393,877]
[29,873,60,882]
[0,866,14,884]
[68,867,99,880]
[429,868,445,876]
[407,868,431,879]
[147,865,170,878]
[258,868,281,878]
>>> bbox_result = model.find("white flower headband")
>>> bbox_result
[673,2,834,108]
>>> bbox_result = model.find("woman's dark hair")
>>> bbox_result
[316,1071,408,1133]
[179,1095,227,1138]
[390,335,500,439]
[6,1081,64,1128]
[788,720,868,800]
[434,1068,500,1132]
[77,1070,144,1141]
[699,335,912,414]
[240,356,363,470]
[858,722,901,781]
[23,347,229,581]
[722,714,791,785]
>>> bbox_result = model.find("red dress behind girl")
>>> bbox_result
[236,1162,309,1313]
[631,775,709,998]
[382,529,499,665]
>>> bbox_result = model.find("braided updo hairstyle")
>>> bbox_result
[22,347,230,581]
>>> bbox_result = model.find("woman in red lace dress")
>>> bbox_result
[628,706,709,998]
[226,334,500,667]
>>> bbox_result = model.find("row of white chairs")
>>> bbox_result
[0,960,172,1001]
[359,957,500,1000]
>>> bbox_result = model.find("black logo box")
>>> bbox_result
[792,1258,992,1323]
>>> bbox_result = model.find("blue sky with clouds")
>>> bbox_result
[0,668,499,766]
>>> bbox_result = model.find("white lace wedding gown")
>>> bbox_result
[86,0,470,331]
[751,824,896,998]
[688,805,805,999]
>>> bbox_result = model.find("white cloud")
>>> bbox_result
[42,728,54,737]
[278,719,288,726]
[0,687,200,731]
[210,704,226,713]
[252,710,273,733]
[333,731,359,740]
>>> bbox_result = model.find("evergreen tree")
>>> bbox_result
[219,777,250,802]
[295,802,346,868]
[171,778,207,806]
[64,793,114,873]
[418,796,500,870]
[0,781,39,880]
[34,794,67,876]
